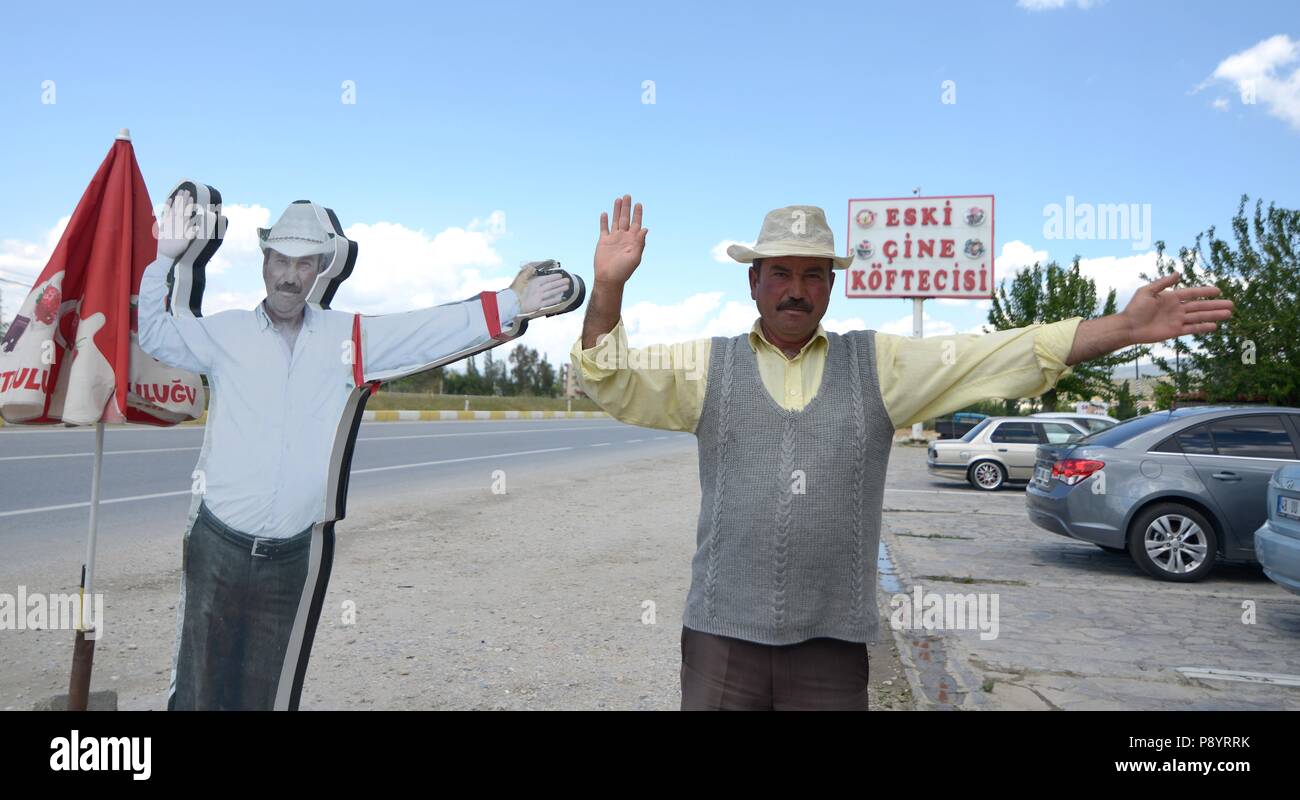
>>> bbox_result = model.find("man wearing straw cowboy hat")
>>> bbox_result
[572,195,1233,710]
[140,189,579,710]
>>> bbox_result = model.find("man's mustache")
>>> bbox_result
[777,298,813,312]
[275,283,303,293]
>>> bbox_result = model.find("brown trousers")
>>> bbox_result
[679,626,870,711]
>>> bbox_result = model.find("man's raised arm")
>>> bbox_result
[570,194,710,433]
[878,272,1234,429]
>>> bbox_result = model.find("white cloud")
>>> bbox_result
[984,239,1168,310]
[0,207,610,366]
[0,216,70,323]
[0,215,69,277]
[710,239,753,263]
[935,298,993,312]
[0,211,1209,371]
[623,292,728,345]
[331,218,505,313]
[1201,34,1300,131]
[822,316,866,334]
[1074,251,1164,307]
[0,207,514,319]
[997,239,1049,274]
[1212,96,1230,111]
[878,311,957,338]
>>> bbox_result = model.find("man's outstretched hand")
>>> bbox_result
[1067,272,1235,365]
[594,194,647,286]
[1121,272,1235,343]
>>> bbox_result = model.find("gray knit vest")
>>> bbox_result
[684,329,895,645]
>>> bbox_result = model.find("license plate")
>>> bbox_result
[1034,464,1051,485]
[1280,496,1300,521]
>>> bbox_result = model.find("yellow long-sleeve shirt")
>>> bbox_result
[569,316,1083,432]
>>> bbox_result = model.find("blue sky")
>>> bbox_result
[1,0,1297,367]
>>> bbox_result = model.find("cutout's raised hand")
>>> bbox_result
[156,189,200,260]
[512,261,573,314]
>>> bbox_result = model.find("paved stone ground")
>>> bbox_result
[882,444,1300,710]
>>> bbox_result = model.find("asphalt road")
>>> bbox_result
[0,419,693,574]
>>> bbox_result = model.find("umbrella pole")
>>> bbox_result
[68,421,105,711]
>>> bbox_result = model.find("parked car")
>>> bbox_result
[1026,406,1300,582]
[927,416,1088,491]
[1255,463,1300,596]
[1031,411,1119,434]
[935,412,988,440]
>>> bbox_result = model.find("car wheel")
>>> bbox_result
[1127,503,1218,582]
[968,460,1006,491]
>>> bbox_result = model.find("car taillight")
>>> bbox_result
[1051,458,1104,486]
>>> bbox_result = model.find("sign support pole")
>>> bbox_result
[911,297,924,441]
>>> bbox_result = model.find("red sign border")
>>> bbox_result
[844,193,995,300]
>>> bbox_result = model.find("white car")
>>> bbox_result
[1031,411,1118,434]
[927,416,1089,491]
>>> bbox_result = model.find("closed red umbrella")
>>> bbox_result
[0,130,206,710]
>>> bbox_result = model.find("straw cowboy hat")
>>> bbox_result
[726,204,854,270]
[257,201,337,259]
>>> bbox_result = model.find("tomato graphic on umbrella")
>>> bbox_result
[34,285,61,324]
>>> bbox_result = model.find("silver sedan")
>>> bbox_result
[928,416,1087,491]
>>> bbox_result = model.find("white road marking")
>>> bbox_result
[886,488,1024,498]
[1176,668,1300,687]
[0,446,200,462]
[350,446,574,475]
[0,418,618,435]
[0,425,624,461]
[0,435,681,517]
[0,490,193,518]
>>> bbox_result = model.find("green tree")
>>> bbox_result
[483,349,506,396]
[537,358,557,397]
[1114,380,1137,420]
[460,353,485,395]
[508,344,540,395]
[1148,196,1299,406]
[1152,380,1176,411]
[386,365,445,394]
[987,259,1145,413]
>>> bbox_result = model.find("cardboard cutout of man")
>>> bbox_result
[572,195,1234,711]
[138,184,582,710]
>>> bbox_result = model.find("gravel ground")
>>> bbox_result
[2,442,912,711]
